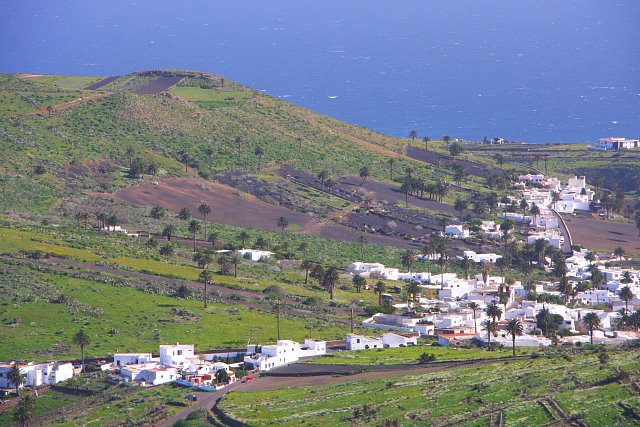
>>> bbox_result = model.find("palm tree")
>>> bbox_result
[321,267,340,300]
[231,254,242,278]
[8,365,25,396]
[481,319,496,350]
[178,207,191,221]
[207,231,219,248]
[73,329,91,373]
[529,203,540,225]
[317,170,329,188]
[468,302,480,333]
[271,297,284,340]
[374,281,386,305]
[187,220,200,251]
[301,260,314,285]
[613,246,625,261]
[276,216,289,233]
[237,231,250,248]
[352,274,366,293]
[582,312,601,344]
[12,395,35,427]
[454,198,468,218]
[423,136,430,151]
[619,286,635,314]
[200,270,212,308]
[481,264,492,285]
[459,256,473,280]
[254,146,265,168]
[401,250,415,272]
[406,281,420,304]
[485,302,503,325]
[409,130,418,140]
[162,224,176,241]
[359,166,370,186]
[387,158,395,180]
[198,203,211,239]
[505,319,523,357]
[443,135,451,144]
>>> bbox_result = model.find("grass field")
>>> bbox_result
[220,348,640,426]
[305,345,534,365]
[0,261,349,360]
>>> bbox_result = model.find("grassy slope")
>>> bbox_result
[220,348,640,426]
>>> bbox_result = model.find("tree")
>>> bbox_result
[150,206,165,219]
[231,254,242,278]
[317,170,329,188]
[237,231,250,248]
[159,244,174,257]
[254,146,265,168]
[481,264,492,285]
[73,329,91,373]
[321,267,340,300]
[406,281,420,303]
[582,312,601,345]
[423,136,430,151]
[162,224,176,241]
[387,158,395,180]
[481,319,497,350]
[493,153,505,168]
[214,369,230,385]
[207,231,219,248]
[187,220,201,251]
[401,250,415,272]
[358,234,366,261]
[454,198,468,218]
[374,281,386,305]
[418,353,436,364]
[614,246,625,261]
[449,141,463,157]
[619,286,635,314]
[178,208,191,221]
[12,395,35,427]
[529,203,540,225]
[505,319,523,357]
[485,302,503,325]
[276,216,289,232]
[300,260,314,285]
[443,135,451,144]
[459,256,473,280]
[193,251,213,269]
[359,166,370,186]
[271,297,285,340]
[8,365,25,396]
[409,130,418,140]
[468,302,480,333]
[352,274,367,293]
[198,203,212,239]
[200,269,212,308]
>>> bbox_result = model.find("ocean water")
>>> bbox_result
[1,0,639,143]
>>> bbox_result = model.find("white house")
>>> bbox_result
[445,225,469,239]
[594,137,640,151]
[438,279,476,300]
[0,362,74,389]
[346,262,399,281]
[346,334,383,350]
[137,367,179,386]
[528,232,563,249]
[381,332,419,348]
[460,251,502,264]
[159,343,195,368]
[244,339,326,371]
[114,353,156,367]
[237,248,274,261]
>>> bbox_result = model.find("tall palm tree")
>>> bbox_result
[481,264,492,286]
[73,329,91,373]
[468,302,480,333]
[409,130,418,140]
[619,286,635,314]
[374,281,386,305]
[162,224,176,241]
[199,269,212,308]
[352,274,366,293]
[276,216,289,233]
[207,231,219,248]
[321,267,340,300]
[401,250,416,272]
[271,297,284,340]
[359,166,370,186]
[406,281,420,304]
[505,319,523,357]
[187,220,200,251]
[12,395,35,427]
[481,319,496,350]
[423,136,430,151]
[388,158,395,180]
[237,231,251,248]
[582,312,601,345]
[231,254,242,278]
[198,203,211,239]
[485,302,503,325]
[8,365,25,396]
[301,260,314,285]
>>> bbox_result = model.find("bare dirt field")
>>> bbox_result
[103,178,416,248]
[564,214,640,253]
[406,145,499,179]
[84,76,119,90]
[133,76,183,94]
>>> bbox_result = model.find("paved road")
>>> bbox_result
[155,380,247,427]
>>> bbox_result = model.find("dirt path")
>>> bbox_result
[84,76,119,90]
[27,92,113,116]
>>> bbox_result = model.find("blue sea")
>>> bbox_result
[1,0,639,143]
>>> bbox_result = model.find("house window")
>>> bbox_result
[356,339,360,343]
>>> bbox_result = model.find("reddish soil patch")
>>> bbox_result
[564,214,640,253]
[102,178,415,248]
[16,73,44,79]
[133,76,183,94]
[84,76,119,90]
